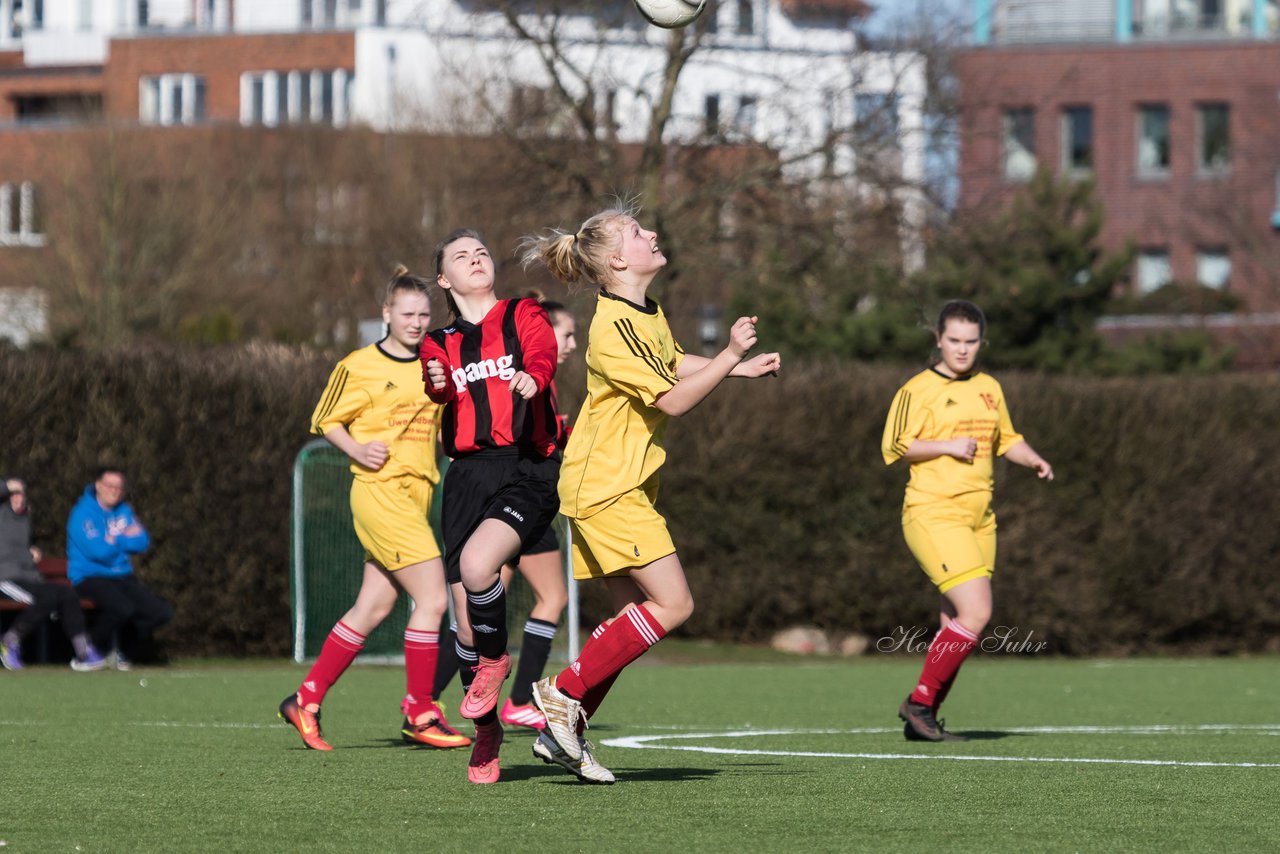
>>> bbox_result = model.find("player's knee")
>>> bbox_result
[656,593,694,632]
[955,606,991,635]
[458,558,498,592]
[536,587,568,618]
[412,596,448,624]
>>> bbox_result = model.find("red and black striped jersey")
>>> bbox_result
[421,298,559,458]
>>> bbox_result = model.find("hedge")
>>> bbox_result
[2,345,1277,656]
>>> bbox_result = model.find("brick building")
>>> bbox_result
[955,0,1280,366]
[0,0,925,346]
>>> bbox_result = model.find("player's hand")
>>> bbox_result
[356,441,390,470]
[509,371,538,399]
[122,524,144,537]
[726,316,758,359]
[425,359,447,391]
[1033,458,1054,481]
[29,546,42,563]
[950,437,978,463]
[740,352,781,378]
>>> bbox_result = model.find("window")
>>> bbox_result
[1137,104,1170,176]
[298,72,312,120]
[1196,248,1230,289]
[138,0,149,28]
[1002,107,1035,181]
[249,76,265,125]
[0,182,46,248]
[736,0,754,34]
[599,89,618,139]
[735,95,757,136]
[243,70,349,126]
[1136,248,1172,294]
[856,92,900,147]
[1197,103,1229,174]
[704,94,720,136]
[319,71,334,123]
[139,74,206,125]
[1061,106,1093,175]
[78,0,92,29]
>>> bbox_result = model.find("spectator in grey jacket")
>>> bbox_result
[1,477,106,671]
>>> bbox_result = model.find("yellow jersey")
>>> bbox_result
[558,290,686,519]
[311,342,443,483]
[881,368,1024,505]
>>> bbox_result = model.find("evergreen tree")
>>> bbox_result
[912,168,1134,371]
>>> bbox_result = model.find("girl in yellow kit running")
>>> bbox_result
[882,299,1053,742]
[278,267,467,752]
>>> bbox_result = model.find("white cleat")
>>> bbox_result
[531,677,584,761]
[532,731,615,784]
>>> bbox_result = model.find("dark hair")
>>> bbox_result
[94,465,125,482]
[432,228,488,318]
[522,288,569,327]
[936,300,987,338]
[383,264,433,307]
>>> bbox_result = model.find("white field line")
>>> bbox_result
[599,726,1280,769]
[0,721,1277,736]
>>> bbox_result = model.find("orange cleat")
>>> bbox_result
[278,693,333,751]
[401,699,471,749]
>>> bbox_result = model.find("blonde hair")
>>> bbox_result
[518,201,639,291]
[384,264,433,306]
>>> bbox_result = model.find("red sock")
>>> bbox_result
[298,621,366,708]
[403,628,439,720]
[555,606,665,700]
[575,623,616,735]
[909,622,978,709]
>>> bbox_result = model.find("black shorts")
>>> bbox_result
[517,522,561,561]
[442,448,561,584]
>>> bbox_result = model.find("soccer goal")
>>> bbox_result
[290,439,579,663]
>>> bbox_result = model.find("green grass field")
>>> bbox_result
[4,648,1279,852]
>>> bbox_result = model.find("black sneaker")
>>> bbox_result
[899,698,968,742]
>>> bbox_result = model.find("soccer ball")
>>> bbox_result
[633,0,708,29]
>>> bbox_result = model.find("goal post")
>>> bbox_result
[290,439,580,664]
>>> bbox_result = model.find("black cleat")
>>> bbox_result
[899,697,968,742]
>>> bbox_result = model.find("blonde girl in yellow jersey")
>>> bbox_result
[518,204,781,782]
[278,267,468,752]
[882,300,1053,742]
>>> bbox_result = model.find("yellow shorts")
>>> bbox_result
[567,484,675,580]
[901,492,996,593]
[350,476,441,571]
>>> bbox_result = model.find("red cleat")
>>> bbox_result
[467,722,504,784]
[460,653,511,720]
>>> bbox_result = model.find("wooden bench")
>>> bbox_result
[0,557,98,612]
[0,557,98,663]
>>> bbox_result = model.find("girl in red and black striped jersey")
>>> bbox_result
[431,295,576,733]
[420,229,562,784]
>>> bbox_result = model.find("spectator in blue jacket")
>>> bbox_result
[67,466,172,668]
